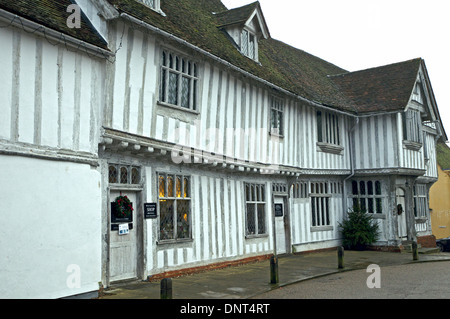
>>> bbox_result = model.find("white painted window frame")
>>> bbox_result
[310,182,332,228]
[244,183,267,237]
[159,49,199,112]
[240,29,256,61]
[270,95,284,136]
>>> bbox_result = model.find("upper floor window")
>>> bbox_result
[137,0,158,10]
[270,95,284,136]
[402,109,422,144]
[159,49,198,111]
[412,83,423,104]
[241,29,256,60]
[317,111,340,145]
[413,184,428,219]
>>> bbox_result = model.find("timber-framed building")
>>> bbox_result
[0,0,447,298]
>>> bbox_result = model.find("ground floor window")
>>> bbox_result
[158,173,191,241]
[310,182,331,227]
[245,183,267,237]
[414,184,428,218]
[350,180,383,214]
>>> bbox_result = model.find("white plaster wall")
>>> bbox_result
[0,156,102,298]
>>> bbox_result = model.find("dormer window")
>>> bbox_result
[215,2,270,63]
[241,29,256,60]
[138,0,157,9]
[136,0,165,15]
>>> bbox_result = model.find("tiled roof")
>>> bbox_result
[330,58,422,113]
[0,0,108,49]
[215,1,259,27]
[108,0,355,111]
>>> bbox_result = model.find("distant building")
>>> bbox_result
[0,0,447,298]
[430,142,450,239]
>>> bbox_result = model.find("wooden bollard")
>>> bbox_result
[412,241,419,261]
[338,246,344,269]
[160,278,173,299]
[270,255,279,284]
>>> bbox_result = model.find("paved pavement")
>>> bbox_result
[98,249,450,299]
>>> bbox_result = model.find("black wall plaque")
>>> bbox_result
[144,203,157,219]
[274,203,284,217]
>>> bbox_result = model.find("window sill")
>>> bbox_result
[316,142,344,155]
[245,233,269,240]
[415,217,427,224]
[370,213,386,219]
[157,101,199,115]
[310,225,333,232]
[269,130,284,139]
[403,140,422,151]
[157,238,193,245]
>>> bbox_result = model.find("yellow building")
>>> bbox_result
[430,142,450,239]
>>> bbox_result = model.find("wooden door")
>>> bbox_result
[109,190,138,282]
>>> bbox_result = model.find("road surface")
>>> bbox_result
[253,261,450,299]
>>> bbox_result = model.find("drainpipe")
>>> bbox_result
[342,117,359,216]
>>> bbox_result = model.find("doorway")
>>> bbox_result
[396,187,407,239]
[109,190,139,282]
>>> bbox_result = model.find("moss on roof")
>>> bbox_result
[436,142,450,170]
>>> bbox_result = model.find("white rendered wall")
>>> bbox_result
[0,156,102,298]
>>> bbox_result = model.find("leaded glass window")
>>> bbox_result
[108,164,141,185]
[270,95,284,136]
[245,183,266,236]
[158,173,191,241]
[240,29,256,60]
[160,49,198,111]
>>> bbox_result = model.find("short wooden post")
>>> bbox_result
[338,246,344,269]
[412,241,419,261]
[270,255,279,284]
[160,278,173,299]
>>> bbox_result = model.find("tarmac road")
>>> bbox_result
[253,260,450,299]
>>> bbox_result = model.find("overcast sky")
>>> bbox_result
[221,0,450,142]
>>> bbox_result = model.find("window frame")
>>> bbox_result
[413,184,428,219]
[309,181,332,229]
[316,110,344,155]
[159,48,199,112]
[349,179,384,215]
[244,183,267,238]
[157,172,192,243]
[402,108,423,146]
[270,95,284,137]
[108,164,141,185]
[240,29,257,60]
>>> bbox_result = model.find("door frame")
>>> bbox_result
[396,187,408,240]
[105,185,145,286]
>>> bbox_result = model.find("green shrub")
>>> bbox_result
[339,205,380,250]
